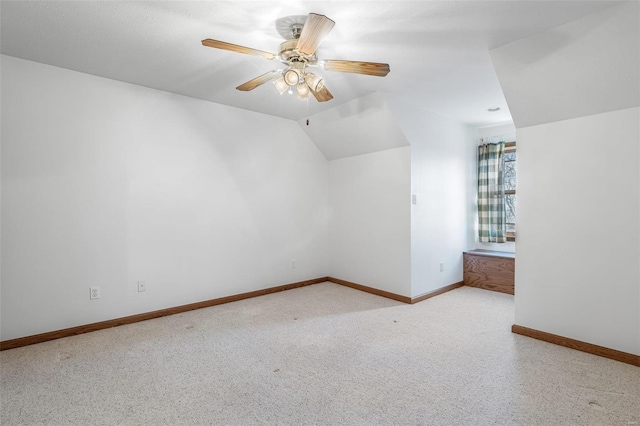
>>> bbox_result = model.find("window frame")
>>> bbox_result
[504,141,516,241]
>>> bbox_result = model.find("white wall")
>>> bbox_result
[490,1,639,355]
[385,96,476,297]
[328,147,412,297]
[516,107,639,355]
[476,122,516,144]
[1,55,329,340]
[474,122,517,253]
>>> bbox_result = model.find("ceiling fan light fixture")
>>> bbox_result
[297,82,310,99]
[305,73,324,92]
[273,76,288,94]
[202,12,390,103]
[283,69,300,86]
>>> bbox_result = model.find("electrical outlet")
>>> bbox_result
[290,259,296,269]
[137,280,146,292]
[439,262,444,272]
[90,287,101,300]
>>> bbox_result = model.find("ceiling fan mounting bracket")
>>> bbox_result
[275,15,308,40]
[289,23,303,39]
[278,40,317,66]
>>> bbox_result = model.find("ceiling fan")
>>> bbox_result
[201,13,390,102]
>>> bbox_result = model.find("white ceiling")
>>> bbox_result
[0,1,620,126]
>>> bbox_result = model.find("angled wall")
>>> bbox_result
[385,95,476,298]
[490,1,639,129]
[297,92,410,161]
[301,91,476,299]
[1,55,329,340]
[1,55,480,341]
[491,1,640,355]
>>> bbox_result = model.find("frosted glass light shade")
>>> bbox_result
[284,69,300,86]
[296,82,309,98]
[273,76,288,94]
[305,73,324,92]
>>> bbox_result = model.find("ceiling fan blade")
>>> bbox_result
[202,39,276,60]
[310,85,334,102]
[322,60,390,77]
[236,70,281,91]
[296,13,335,55]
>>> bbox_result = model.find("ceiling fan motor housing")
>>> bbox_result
[278,39,320,90]
[278,40,317,65]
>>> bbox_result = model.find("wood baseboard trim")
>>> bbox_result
[0,277,329,351]
[327,277,412,303]
[1,277,465,351]
[410,281,464,304]
[327,277,464,305]
[512,324,640,367]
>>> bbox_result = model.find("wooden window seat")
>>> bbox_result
[463,250,515,295]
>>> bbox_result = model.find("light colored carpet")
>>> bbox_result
[1,283,638,425]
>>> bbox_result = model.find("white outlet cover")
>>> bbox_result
[90,287,101,300]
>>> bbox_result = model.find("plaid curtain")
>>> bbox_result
[478,142,506,243]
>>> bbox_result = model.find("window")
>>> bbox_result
[503,142,516,241]
[477,139,516,243]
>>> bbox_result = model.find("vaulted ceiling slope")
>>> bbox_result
[490,1,639,129]
[0,1,620,127]
[298,93,409,161]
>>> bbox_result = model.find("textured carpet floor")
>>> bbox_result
[1,283,639,425]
